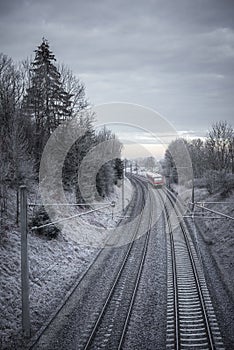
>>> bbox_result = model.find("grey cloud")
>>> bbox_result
[0,0,233,135]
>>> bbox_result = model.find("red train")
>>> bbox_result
[146,172,165,188]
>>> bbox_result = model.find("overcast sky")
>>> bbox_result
[1,0,234,156]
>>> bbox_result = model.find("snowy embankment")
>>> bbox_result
[172,183,234,297]
[0,177,133,349]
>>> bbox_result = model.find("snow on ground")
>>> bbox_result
[81,176,133,228]
[60,176,134,246]
[0,177,133,349]
[172,183,234,297]
[193,188,234,297]
[0,226,96,349]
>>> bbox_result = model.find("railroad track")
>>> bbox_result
[81,177,154,349]
[29,177,154,349]
[157,188,224,350]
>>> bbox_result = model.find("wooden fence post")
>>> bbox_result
[20,185,30,337]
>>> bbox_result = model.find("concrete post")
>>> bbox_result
[122,175,125,213]
[20,185,30,337]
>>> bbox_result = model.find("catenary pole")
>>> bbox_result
[20,185,30,337]
[122,175,125,213]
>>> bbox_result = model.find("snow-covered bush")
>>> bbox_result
[204,170,224,194]
[30,206,60,239]
[220,173,234,197]
[203,170,234,196]
[193,177,206,188]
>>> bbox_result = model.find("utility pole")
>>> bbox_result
[136,161,138,174]
[122,174,125,213]
[191,168,195,212]
[124,158,127,175]
[191,180,195,212]
[20,185,30,337]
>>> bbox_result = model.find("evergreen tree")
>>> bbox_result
[23,38,72,167]
[61,112,96,203]
[114,158,124,183]
[163,148,178,185]
[95,127,122,198]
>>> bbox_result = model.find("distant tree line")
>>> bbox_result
[162,121,234,195]
[0,39,123,223]
[125,156,161,173]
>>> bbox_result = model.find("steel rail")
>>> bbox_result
[83,177,152,350]
[157,190,180,350]
[163,188,215,350]
[117,184,154,350]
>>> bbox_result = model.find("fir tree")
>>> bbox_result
[114,158,124,183]
[23,38,72,167]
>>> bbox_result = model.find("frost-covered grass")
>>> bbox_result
[0,177,133,349]
[193,188,234,297]
[0,226,96,349]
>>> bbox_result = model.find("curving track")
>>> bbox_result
[29,176,155,350]
[157,188,225,350]
[82,177,154,349]
[28,177,226,350]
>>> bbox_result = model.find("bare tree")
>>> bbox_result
[58,63,89,116]
[144,156,156,171]
[188,138,207,178]
[206,121,233,173]
[0,53,25,220]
